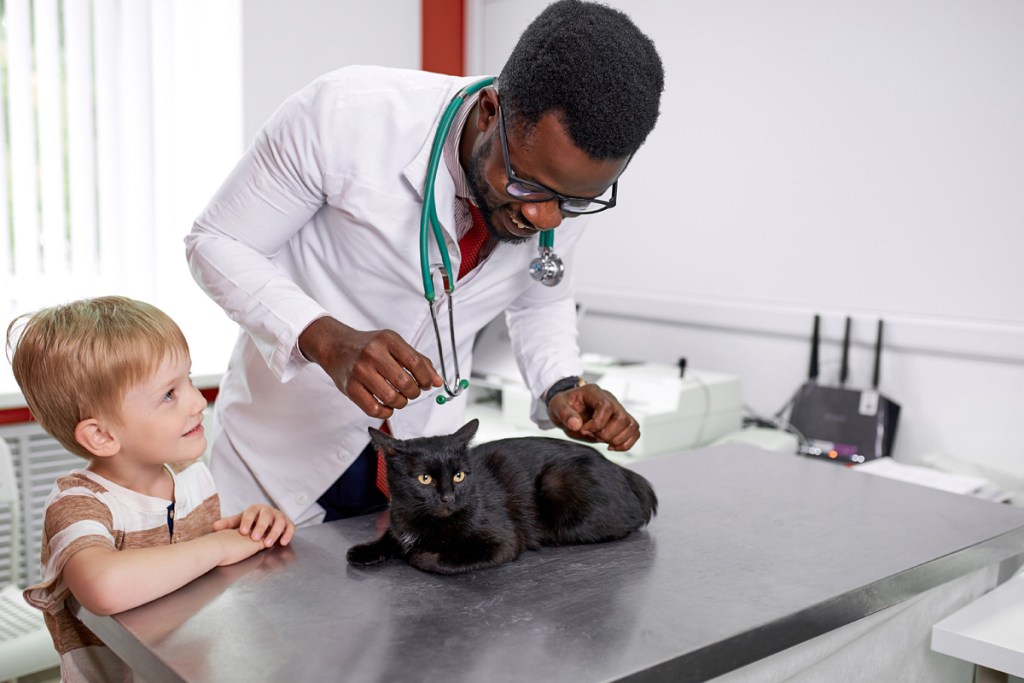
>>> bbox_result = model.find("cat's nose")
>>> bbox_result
[441,493,455,505]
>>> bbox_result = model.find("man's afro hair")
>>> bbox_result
[498,0,665,159]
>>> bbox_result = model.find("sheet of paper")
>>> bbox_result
[597,373,681,414]
[855,458,987,495]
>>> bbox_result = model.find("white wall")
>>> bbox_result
[235,1,1024,484]
[171,1,421,380]
[472,1,1024,482]
[241,0,421,142]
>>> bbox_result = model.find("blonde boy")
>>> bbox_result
[6,296,295,682]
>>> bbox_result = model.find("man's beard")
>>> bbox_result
[464,135,530,246]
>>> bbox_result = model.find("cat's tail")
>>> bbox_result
[624,469,658,524]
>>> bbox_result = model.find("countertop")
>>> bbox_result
[76,444,1024,683]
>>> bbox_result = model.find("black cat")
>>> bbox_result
[346,418,657,575]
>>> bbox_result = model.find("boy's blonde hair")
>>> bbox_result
[6,296,190,459]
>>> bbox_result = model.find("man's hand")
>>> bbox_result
[547,383,640,452]
[299,316,442,418]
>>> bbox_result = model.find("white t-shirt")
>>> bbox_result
[24,460,220,683]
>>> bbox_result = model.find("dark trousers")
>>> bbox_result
[317,442,388,522]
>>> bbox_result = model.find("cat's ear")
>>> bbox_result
[368,427,398,453]
[455,418,479,444]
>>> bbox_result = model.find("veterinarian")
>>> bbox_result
[185,0,665,526]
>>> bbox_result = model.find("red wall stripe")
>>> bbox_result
[0,388,220,427]
[0,407,34,425]
[422,0,465,76]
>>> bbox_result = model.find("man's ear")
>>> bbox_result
[475,87,500,132]
[74,418,120,458]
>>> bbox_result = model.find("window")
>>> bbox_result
[1,0,242,375]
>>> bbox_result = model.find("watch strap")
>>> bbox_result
[544,375,584,408]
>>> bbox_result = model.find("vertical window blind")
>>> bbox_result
[0,0,242,329]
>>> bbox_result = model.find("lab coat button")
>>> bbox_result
[296,494,308,504]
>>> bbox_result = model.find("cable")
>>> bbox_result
[744,401,808,451]
[690,372,712,446]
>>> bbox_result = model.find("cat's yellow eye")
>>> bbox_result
[453,471,465,483]
[417,474,432,485]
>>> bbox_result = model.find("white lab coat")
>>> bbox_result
[186,66,587,524]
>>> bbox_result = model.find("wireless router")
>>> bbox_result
[787,315,900,464]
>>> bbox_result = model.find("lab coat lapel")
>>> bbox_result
[402,80,474,274]
[401,75,481,202]
[402,113,435,204]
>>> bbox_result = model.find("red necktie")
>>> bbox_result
[376,420,392,497]
[459,200,490,279]
[376,203,488,499]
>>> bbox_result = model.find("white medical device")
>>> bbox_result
[468,316,743,460]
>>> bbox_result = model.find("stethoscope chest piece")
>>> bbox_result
[529,246,564,286]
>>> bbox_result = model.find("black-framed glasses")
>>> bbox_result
[497,104,618,216]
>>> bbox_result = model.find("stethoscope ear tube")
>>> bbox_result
[428,297,469,404]
[422,77,565,401]
[421,77,495,399]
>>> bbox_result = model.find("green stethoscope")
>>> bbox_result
[421,77,563,404]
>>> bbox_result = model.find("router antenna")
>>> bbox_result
[809,314,820,381]
[839,317,851,387]
[872,319,884,389]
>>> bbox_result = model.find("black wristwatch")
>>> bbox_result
[544,376,585,408]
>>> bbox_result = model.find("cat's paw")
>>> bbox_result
[407,551,475,575]
[347,542,390,566]
[406,551,443,572]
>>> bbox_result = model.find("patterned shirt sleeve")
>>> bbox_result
[23,473,117,613]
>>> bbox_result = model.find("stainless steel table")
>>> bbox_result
[75,445,1024,682]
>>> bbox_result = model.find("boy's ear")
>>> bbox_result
[74,418,120,458]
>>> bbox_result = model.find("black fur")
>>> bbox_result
[346,419,657,575]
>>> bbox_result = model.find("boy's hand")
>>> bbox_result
[213,504,296,548]
[212,529,268,567]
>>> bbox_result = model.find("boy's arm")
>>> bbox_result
[63,528,267,616]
